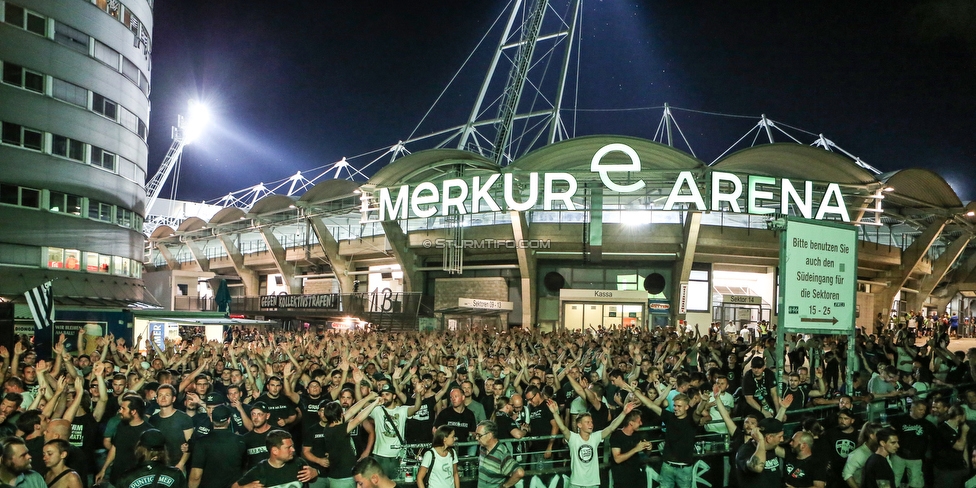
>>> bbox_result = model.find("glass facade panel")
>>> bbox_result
[93,40,119,69]
[121,57,139,82]
[54,22,89,54]
[52,79,87,107]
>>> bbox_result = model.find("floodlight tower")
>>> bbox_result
[457,0,582,165]
[143,101,210,233]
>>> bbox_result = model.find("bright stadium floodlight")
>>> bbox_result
[182,100,211,144]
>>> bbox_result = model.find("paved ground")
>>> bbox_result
[944,337,976,352]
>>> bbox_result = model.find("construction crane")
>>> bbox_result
[142,101,209,234]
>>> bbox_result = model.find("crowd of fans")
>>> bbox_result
[0,319,974,487]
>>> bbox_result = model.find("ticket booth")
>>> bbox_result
[559,289,649,331]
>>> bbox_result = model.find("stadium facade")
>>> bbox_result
[143,136,976,334]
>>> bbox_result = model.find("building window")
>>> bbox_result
[48,191,82,215]
[52,79,88,107]
[49,191,65,212]
[2,62,44,93]
[114,255,129,276]
[90,146,116,171]
[139,71,149,95]
[93,40,119,70]
[120,107,138,134]
[20,187,39,208]
[92,93,118,120]
[52,135,85,162]
[1,122,43,151]
[66,194,82,215]
[64,249,80,270]
[46,247,64,268]
[54,22,90,54]
[121,57,139,83]
[88,200,113,222]
[0,184,17,206]
[0,184,40,208]
[4,3,46,36]
[116,208,131,227]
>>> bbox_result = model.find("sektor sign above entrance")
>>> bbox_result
[361,143,865,223]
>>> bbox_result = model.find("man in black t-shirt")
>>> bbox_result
[524,386,558,472]
[933,406,969,486]
[862,427,899,488]
[735,417,786,488]
[190,405,247,488]
[783,431,827,487]
[405,380,438,445]
[243,402,274,468]
[723,352,743,393]
[233,430,318,488]
[743,357,780,418]
[433,388,477,443]
[255,376,299,428]
[643,392,699,488]
[609,410,651,488]
[891,400,932,488]
[97,395,154,486]
[821,409,859,486]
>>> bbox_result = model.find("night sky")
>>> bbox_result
[148,1,976,204]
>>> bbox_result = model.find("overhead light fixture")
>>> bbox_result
[182,100,211,144]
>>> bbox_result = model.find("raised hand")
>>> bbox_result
[781,393,794,409]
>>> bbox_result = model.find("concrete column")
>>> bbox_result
[218,234,259,296]
[876,219,947,316]
[184,239,211,272]
[909,232,972,311]
[671,211,701,325]
[259,228,302,294]
[511,210,536,329]
[380,220,423,293]
[309,217,355,293]
[155,244,178,270]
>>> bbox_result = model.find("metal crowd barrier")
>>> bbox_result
[391,380,973,484]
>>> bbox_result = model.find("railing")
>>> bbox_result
[389,381,972,486]
[173,296,217,311]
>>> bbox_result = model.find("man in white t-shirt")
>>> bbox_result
[546,398,637,488]
[369,383,423,479]
[701,376,735,434]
